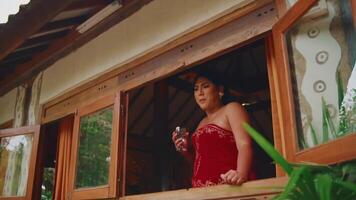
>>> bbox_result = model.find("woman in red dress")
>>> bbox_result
[172,71,255,187]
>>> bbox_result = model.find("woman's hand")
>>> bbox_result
[171,131,190,152]
[220,170,248,185]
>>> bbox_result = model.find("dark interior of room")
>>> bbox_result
[38,121,59,199]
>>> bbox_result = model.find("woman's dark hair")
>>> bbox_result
[193,69,236,105]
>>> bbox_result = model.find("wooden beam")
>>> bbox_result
[275,0,288,18]
[0,0,154,96]
[65,0,114,11]
[38,15,90,33]
[120,177,286,200]
[1,45,49,65]
[11,44,50,57]
[0,31,80,91]
[20,30,69,49]
[351,0,356,29]
[0,0,77,61]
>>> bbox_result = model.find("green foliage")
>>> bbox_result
[243,123,293,175]
[339,88,356,136]
[309,121,318,146]
[301,73,355,148]
[322,97,336,142]
[243,123,356,200]
[41,168,55,200]
[337,70,344,110]
[75,107,113,188]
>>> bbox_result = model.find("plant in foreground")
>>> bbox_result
[243,123,356,200]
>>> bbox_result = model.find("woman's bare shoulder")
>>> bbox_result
[224,102,244,111]
[223,102,248,117]
[196,117,208,130]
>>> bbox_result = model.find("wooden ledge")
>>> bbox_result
[121,177,288,200]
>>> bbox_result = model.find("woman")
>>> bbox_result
[172,70,255,187]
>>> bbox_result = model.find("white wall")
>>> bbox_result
[0,88,16,125]
[39,0,253,104]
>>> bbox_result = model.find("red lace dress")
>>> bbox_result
[191,124,255,187]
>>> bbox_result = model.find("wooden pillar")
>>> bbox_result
[153,80,170,191]
[13,84,29,128]
[28,72,43,126]
[351,0,356,29]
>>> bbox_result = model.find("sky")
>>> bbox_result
[0,0,30,23]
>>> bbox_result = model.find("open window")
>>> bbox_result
[38,121,59,200]
[0,125,40,199]
[123,38,276,196]
[271,0,356,164]
[67,94,124,199]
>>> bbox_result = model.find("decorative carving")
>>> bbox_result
[313,80,327,93]
[307,27,320,38]
[315,51,329,64]
[326,104,337,118]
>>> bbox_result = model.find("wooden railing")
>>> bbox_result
[121,177,287,200]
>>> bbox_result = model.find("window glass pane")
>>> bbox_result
[0,134,33,197]
[286,0,356,150]
[75,106,113,189]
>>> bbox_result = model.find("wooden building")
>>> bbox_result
[0,0,355,199]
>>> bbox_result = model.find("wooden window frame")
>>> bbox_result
[275,0,288,17]
[0,125,40,200]
[271,0,356,165]
[352,0,356,29]
[67,94,123,199]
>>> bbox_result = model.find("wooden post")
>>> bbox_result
[13,84,29,128]
[28,72,43,126]
[153,80,170,191]
[351,0,356,29]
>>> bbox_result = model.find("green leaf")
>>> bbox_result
[336,69,344,109]
[275,166,315,200]
[321,97,336,140]
[334,180,356,193]
[333,180,356,200]
[341,162,356,180]
[309,121,319,146]
[243,123,293,175]
[314,174,332,200]
[322,98,330,143]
